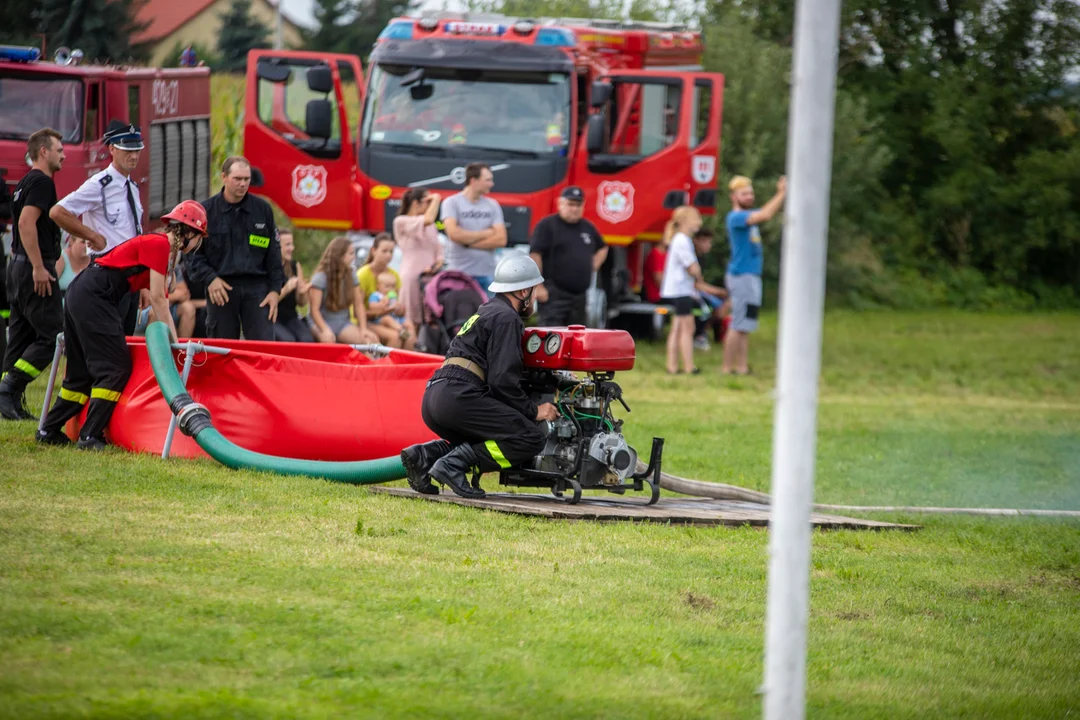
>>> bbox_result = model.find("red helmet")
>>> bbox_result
[162,200,208,236]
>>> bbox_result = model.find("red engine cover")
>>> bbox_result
[522,325,636,372]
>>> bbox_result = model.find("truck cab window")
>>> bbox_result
[608,80,681,157]
[256,61,342,160]
[690,80,712,149]
[361,64,571,157]
[0,75,83,142]
[336,60,360,141]
[85,82,100,144]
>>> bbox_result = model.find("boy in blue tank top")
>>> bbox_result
[723,175,787,375]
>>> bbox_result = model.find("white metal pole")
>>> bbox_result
[762,0,843,716]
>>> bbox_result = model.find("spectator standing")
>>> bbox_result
[393,188,443,327]
[308,236,378,345]
[51,120,146,334]
[691,227,728,350]
[273,229,312,342]
[186,156,283,340]
[723,175,787,375]
[642,240,666,305]
[659,206,726,375]
[357,233,416,349]
[441,163,506,295]
[528,186,607,326]
[0,128,65,420]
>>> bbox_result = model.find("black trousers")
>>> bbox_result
[0,254,8,366]
[3,257,64,382]
[421,371,545,470]
[206,278,273,341]
[273,315,313,342]
[538,284,586,327]
[40,266,132,441]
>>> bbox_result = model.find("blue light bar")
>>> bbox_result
[378,21,414,41]
[535,28,576,47]
[0,45,42,63]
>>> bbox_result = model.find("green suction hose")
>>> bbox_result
[145,321,407,484]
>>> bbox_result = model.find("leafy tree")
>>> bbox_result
[710,0,1080,302]
[304,0,417,59]
[0,0,149,63]
[305,0,356,54]
[699,10,893,295]
[217,0,271,72]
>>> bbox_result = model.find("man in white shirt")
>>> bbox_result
[50,120,145,332]
[51,119,144,256]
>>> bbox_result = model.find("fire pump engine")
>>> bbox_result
[0,44,211,238]
[243,14,724,327]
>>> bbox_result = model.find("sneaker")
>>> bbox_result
[36,429,72,446]
[694,335,711,351]
[76,436,109,451]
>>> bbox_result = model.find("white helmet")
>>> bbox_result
[488,253,544,293]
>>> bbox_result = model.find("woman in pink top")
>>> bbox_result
[392,188,444,326]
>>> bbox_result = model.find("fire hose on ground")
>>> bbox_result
[145,322,406,485]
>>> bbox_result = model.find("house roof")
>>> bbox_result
[132,0,302,45]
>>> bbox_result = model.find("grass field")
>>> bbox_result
[2,311,1079,718]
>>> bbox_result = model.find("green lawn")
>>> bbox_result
[1,311,1078,718]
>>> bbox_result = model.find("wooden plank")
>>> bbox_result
[370,487,919,530]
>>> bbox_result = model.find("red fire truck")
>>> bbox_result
[0,45,211,236]
[244,14,723,327]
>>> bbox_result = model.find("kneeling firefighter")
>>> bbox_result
[36,201,208,450]
[401,253,559,498]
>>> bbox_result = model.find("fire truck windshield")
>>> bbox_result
[0,74,83,142]
[361,64,570,158]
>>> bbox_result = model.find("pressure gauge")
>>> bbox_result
[525,333,542,354]
[544,333,562,355]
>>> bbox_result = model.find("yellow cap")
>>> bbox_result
[728,175,752,191]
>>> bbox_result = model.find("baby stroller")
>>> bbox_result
[416,270,488,355]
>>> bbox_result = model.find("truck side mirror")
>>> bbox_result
[586,114,606,153]
[590,81,612,108]
[307,64,333,94]
[256,59,292,83]
[306,99,332,140]
[249,166,265,188]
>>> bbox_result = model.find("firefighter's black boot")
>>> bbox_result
[36,428,72,446]
[428,444,491,499]
[0,371,35,421]
[401,439,451,495]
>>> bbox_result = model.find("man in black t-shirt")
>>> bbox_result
[0,128,65,421]
[528,186,608,327]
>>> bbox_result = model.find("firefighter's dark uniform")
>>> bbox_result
[186,191,283,341]
[421,294,546,473]
[39,234,172,444]
[0,168,63,420]
[0,177,12,366]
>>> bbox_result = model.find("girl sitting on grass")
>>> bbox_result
[308,236,379,345]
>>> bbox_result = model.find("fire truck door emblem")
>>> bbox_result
[597,181,635,223]
[692,155,716,184]
[291,165,328,208]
